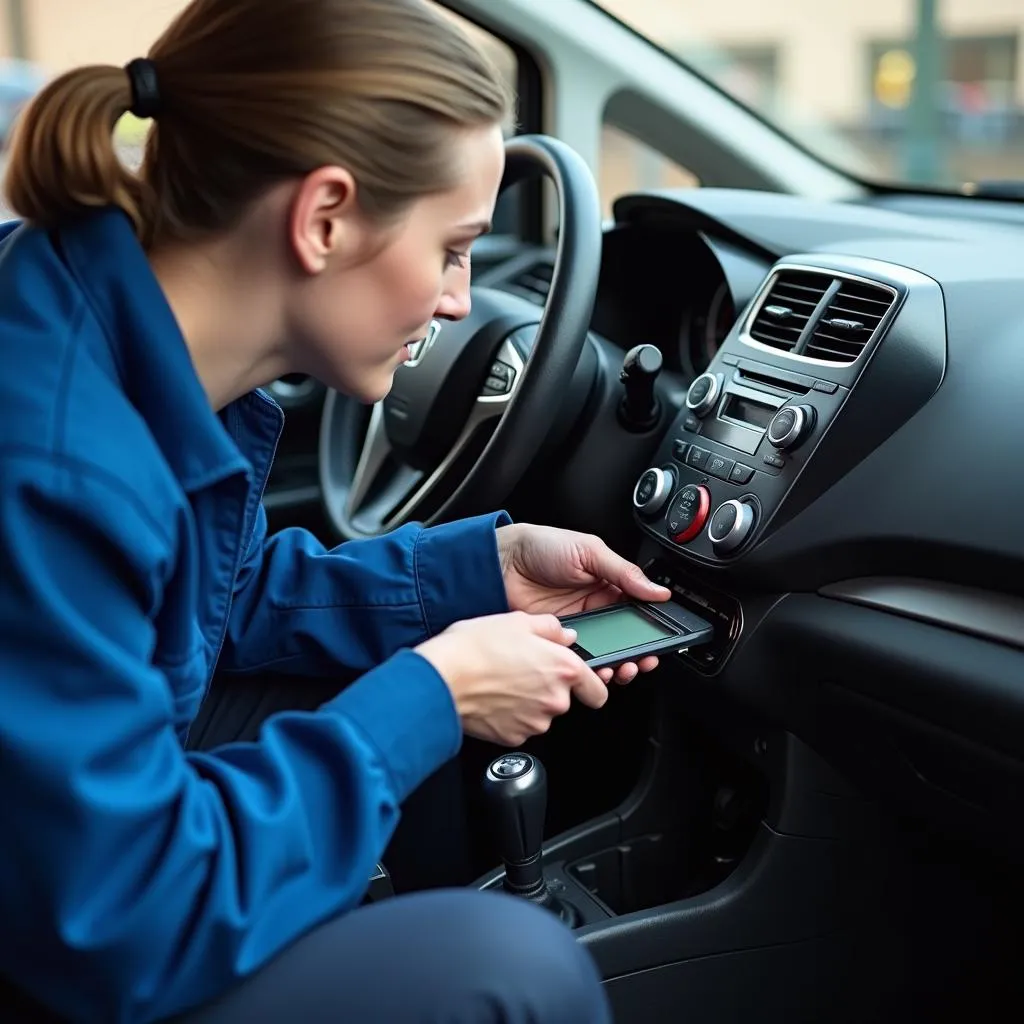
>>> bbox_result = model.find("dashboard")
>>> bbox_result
[477,185,1024,861]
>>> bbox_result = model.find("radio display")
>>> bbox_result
[722,395,774,430]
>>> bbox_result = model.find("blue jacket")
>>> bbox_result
[0,210,511,1023]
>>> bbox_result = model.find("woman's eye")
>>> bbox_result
[445,250,468,270]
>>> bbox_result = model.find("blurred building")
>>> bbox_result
[1,0,1022,198]
[600,0,1024,188]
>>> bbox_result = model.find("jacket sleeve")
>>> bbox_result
[0,454,463,1024]
[217,503,512,676]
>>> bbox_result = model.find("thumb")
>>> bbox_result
[526,612,577,646]
[580,541,671,602]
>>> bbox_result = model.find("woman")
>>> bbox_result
[0,1,670,1021]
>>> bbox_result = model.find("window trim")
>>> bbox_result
[435,2,545,245]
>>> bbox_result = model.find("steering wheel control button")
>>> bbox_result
[767,404,816,450]
[482,360,517,396]
[708,499,756,555]
[763,453,785,469]
[706,453,735,481]
[667,484,711,545]
[729,463,755,485]
[672,440,689,462]
[684,446,711,471]
[684,373,722,418]
[633,467,675,518]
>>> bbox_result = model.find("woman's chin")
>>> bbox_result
[349,372,396,405]
[318,361,399,405]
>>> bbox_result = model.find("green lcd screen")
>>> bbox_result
[572,605,675,658]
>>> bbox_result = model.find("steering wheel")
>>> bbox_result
[319,134,602,538]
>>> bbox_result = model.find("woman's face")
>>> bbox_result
[289,123,506,403]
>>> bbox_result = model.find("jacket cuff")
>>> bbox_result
[414,510,511,636]
[324,648,462,803]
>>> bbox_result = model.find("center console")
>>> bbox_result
[632,259,907,565]
[463,254,959,1022]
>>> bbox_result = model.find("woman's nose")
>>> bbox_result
[435,279,472,322]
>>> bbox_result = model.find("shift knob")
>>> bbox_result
[482,752,548,899]
[618,343,663,431]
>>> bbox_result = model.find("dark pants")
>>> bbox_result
[172,671,612,1024]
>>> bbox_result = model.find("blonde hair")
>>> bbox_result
[4,0,513,248]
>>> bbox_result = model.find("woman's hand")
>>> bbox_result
[417,612,608,747]
[496,523,672,685]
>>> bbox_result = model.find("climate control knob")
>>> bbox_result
[685,373,722,418]
[633,467,675,518]
[666,484,711,545]
[767,404,816,450]
[707,500,756,555]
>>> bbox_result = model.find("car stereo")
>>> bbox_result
[630,259,909,564]
[632,352,849,563]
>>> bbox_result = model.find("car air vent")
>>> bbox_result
[748,270,831,352]
[507,261,553,304]
[804,279,896,363]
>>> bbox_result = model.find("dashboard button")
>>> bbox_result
[729,463,755,485]
[769,407,795,438]
[685,373,722,418]
[633,467,675,517]
[685,446,711,471]
[709,501,737,537]
[706,453,735,481]
[767,404,816,450]
[813,379,838,394]
[708,499,756,555]
[763,453,785,469]
[721,354,739,366]
[667,484,711,545]
[686,375,711,404]
[683,414,701,433]
[672,440,689,462]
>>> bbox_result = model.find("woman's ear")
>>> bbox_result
[289,166,360,275]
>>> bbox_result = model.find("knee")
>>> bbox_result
[436,890,611,1024]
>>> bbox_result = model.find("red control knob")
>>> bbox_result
[667,484,711,545]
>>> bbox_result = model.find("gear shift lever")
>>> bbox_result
[482,753,578,925]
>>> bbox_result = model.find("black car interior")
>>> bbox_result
[263,134,1024,1022]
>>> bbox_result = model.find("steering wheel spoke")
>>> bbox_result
[343,338,527,532]
[345,401,392,518]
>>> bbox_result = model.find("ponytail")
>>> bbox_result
[4,65,152,237]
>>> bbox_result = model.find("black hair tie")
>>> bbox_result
[125,58,162,119]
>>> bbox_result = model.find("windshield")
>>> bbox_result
[594,0,1024,194]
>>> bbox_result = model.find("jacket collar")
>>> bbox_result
[56,209,283,491]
